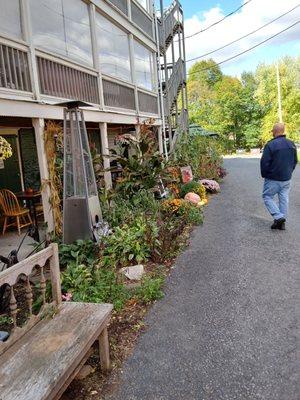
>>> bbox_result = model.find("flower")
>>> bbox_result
[62,292,73,301]
[200,179,220,193]
[0,136,12,160]
[161,198,185,214]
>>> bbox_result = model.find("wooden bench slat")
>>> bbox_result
[0,302,113,400]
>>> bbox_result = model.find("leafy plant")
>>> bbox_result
[59,239,97,268]
[61,262,92,296]
[180,181,206,199]
[61,261,130,311]
[135,276,164,304]
[178,202,203,225]
[101,215,155,268]
[0,315,13,325]
[110,122,168,199]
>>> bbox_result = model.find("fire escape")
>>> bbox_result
[157,0,189,153]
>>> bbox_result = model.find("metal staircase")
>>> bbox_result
[157,0,188,154]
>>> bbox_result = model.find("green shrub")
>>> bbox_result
[59,239,97,268]
[178,202,203,226]
[61,262,130,311]
[180,181,206,199]
[173,136,224,180]
[101,215,157,268]
[135,276,164,304]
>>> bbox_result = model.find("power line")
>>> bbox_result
[187,19,300,77]
[185,0,254,39]
[187,4,300,62]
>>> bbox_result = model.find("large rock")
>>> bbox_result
[120,265,144,281]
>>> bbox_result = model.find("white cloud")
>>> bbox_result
[183,0,300,74]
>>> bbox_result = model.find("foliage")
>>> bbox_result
[61,261,130,311]
[135,276,164,304]
[110,122,168,199]
[101,215,158,267]
[59,239,98,268]
[177,201,203,226]
[161,199,185,215]
[188,55,300,148]
[162,198,203,226]
[0,136,12,160]
[180,181,206,200]
[173,135,224,180]
[101,189,160,228]
[0,315,13,325]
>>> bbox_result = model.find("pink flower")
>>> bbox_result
[62,292,73,302]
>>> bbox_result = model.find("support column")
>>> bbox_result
[135,124,141,140]
[158,126,163,155]
[32,118,54,233]
[100,123,112,189]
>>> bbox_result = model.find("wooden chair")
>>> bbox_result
[0,189,32,235]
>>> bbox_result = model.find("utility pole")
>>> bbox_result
[276,62,283,123]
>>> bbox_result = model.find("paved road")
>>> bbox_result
[108,158,299,400]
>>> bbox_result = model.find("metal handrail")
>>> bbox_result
[166,57,184,110]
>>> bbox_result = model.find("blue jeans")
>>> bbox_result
[262,179,291,220]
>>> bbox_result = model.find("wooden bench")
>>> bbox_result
[0,243,113,400]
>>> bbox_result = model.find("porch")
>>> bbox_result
[0,115,161,238]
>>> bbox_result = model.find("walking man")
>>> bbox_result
[261,122,297,230]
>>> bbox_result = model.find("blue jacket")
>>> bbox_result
[261,135,297,181]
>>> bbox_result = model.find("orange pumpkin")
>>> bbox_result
[184,192,201,204]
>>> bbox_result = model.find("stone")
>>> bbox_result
[75,364,95,380]
[0,331,9,342]
[120,265,144,281]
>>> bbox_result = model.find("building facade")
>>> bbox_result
[0,0,187,232]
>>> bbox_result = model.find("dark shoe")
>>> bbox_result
[271,218,286,230]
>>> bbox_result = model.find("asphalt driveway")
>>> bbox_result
[107,158,299,400]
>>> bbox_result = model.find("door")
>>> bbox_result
[0,135,22,192]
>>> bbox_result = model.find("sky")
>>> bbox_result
[179,0,300,76]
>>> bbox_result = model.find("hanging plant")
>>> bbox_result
[0,136,12,160]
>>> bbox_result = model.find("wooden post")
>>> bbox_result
[100,123,112,189]
[32,118,54,233]
[49,243,62,306]
[99,326,111,371]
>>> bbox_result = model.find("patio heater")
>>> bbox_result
[58,101,102,244]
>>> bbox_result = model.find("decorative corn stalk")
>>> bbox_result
[43,121,63,236]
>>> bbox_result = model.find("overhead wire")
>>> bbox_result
[184,0,254,39]
[187,4,300,62]
[187,19,300,76]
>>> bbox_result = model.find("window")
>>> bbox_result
[0,0,22,39]
[30,0,93,66]
[96,13,131,82]
[135,0,149,12]
[134,40,156,91]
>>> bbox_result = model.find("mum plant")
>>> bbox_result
[0,136,12,160]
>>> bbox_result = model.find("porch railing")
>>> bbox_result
[138,90,158,114]
[0,44,31,92]
[102,79,135,110]
[159,1,182,51]
[165,57,184,111]
[37,57,99,104]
